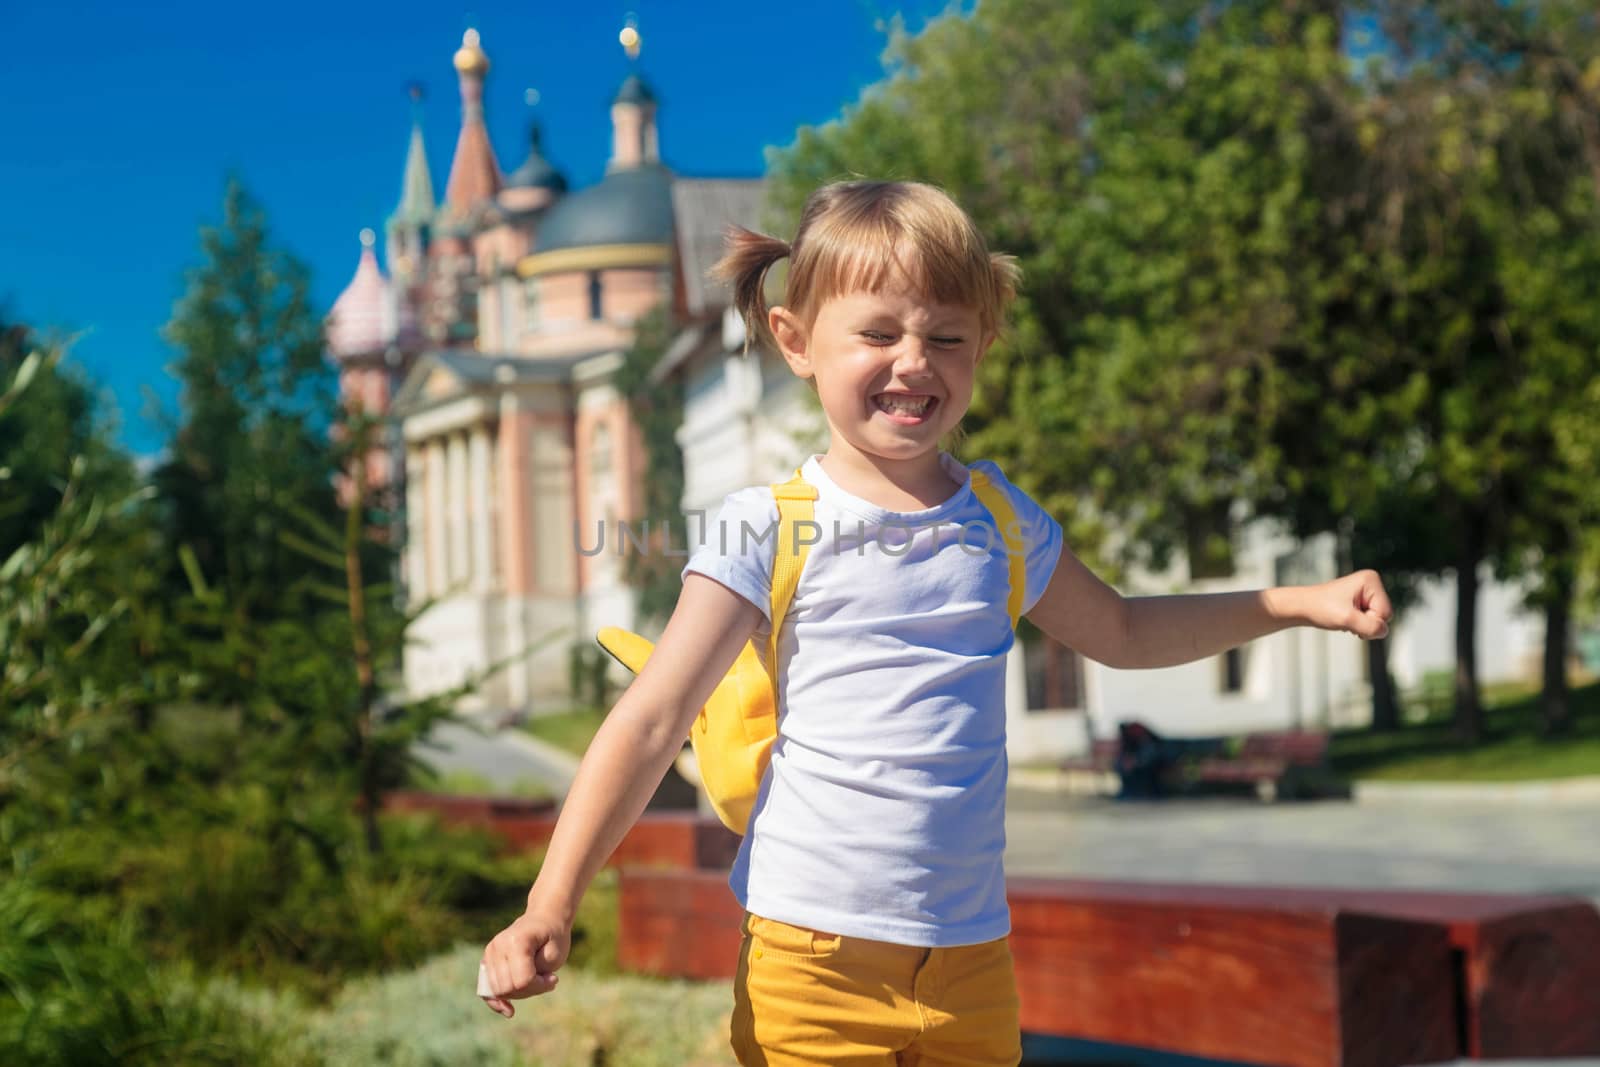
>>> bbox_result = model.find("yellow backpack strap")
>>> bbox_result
[766,468,817,675]
[968,468,1025,628]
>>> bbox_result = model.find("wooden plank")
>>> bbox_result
[1464,899,1600,1057]
[1008,879,1457,1067]
[1009,881,1600,1060]
[1254,888,1600,1058]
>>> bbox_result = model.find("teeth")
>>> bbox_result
[877,394,932,416]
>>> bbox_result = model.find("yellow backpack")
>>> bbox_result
[596,464,1024,835]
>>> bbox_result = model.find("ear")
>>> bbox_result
[769,306,813,379]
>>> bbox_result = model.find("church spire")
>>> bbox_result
[386,83,435,283]
[395,84,435,227]
[609,15,659,172]
[443,26,502,213]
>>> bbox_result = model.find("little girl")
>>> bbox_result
[479,180,1392,1065]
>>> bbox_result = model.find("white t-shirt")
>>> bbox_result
[680,451,1064,947]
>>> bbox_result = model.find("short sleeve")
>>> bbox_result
[971,460,1064,615]
[680,486,781,624]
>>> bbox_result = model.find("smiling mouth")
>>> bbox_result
[874,393,938,422]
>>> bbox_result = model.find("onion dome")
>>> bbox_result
[507,122,567,193]
[453,28,489,76]
[327,230,391,358]
[614,73,656,106]
[443,27,502,213]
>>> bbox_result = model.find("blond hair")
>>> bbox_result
[712,181,1020,354]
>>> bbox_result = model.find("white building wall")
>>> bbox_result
[678,345,823,516]
[491,592,581,709]
[404,593,499,710]
[1075,519,1543,744]
[1387,569,1542,689]
[1004,649,1095,763]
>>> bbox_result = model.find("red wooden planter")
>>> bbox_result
[618,866,745,980]
[378,792,739,869]
[613,871,1600,1063]
[1007,879,1458,1067]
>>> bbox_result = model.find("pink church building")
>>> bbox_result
[326,28,766,712]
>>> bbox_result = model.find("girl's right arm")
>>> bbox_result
[479,573,761,1016]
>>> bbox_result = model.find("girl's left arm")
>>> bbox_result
[1024,545,1393,670]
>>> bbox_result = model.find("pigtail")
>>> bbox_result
[711,225,790,355]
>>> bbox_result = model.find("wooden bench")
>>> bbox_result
[1189,730,1333,799]
[1059,738,1120,774]
[615,870,1600,1063]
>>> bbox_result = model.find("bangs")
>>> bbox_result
[786,182,1014,334]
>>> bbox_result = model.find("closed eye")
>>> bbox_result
[861,331,895,344]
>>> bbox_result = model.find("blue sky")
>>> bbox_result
[0,0,967,457]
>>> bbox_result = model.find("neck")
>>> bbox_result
[819,440,959,510]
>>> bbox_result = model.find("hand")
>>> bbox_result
[479,906,571,1018]
[1304,569,1392,640]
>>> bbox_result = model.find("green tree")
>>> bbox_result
[612,305,687,627]
[0,316,133,560]
[772,0,1600,743]
[769,1,1381,622]
[273,411,479,856]
[1359,0,1600,739]
[152,178,340,622]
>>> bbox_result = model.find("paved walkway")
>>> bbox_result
[411,716,580,794]
[1004,789,1600,907]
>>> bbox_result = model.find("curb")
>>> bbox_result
[1008,766,1118,797]
[1353,775,1600,806]
[494,728,582,789]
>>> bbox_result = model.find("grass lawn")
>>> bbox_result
[521,705,609,757]
[1330,679,1600,782]
[226,868,740,1066]
[228,937,735,1067]
[411,766,556,802]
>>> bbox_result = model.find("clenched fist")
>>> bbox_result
[478,906,571,1018]
[1304,569,1393,640]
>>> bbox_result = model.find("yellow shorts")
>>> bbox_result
[731,911,1022,1066]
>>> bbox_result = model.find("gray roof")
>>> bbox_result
[432,348,587,385]
[614,74,657,105]
[395,348,595,411]
[507,123,567,192]
[533,164,675,255]
[670,178,766,317]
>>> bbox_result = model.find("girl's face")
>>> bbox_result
[769,277,991,468]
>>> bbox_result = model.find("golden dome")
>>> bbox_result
[454,28,490,75]
[619,24,641,60]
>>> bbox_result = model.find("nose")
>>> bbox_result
[891,337,933,381]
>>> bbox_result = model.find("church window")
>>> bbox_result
[1024,633,1086,712]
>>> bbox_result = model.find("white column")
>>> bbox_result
[405,445,427,601]
[447,432,470,585]
[469,424,494,593]
[499,392,530,710]
[426,437,448,595]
